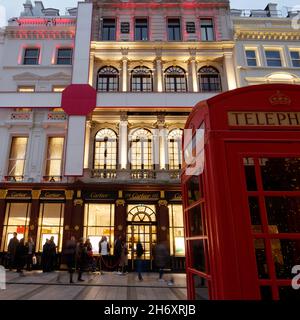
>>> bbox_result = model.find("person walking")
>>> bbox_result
[114,235,122,274]
[42,239,51,272]
[15,238,27,275]
[7,232,19,270]
[64,236,77,283]
[49,236,57,272]
[85,238,96,272]
[136,241,144,281]
[76,238,88,281]
[119,240,129,275]
[154,242,170,282]
[25,237,35,271]
[99,236,110,274]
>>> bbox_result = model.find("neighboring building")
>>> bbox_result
[232,3,300,86]
[0,0,299,282]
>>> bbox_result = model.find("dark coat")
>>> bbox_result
[76,243,88,269]
[8,237,19,257]
[114,239,122,258]
[136,242,144,258]
[15,242,27,269]
[64,239,76,269]
[154,244,170,268]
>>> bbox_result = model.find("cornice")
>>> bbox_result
[235,30,300,41]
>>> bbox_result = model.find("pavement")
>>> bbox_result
[0,270,187,300]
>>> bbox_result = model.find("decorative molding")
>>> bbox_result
[31,190,41,200]
[65,190,74,200]
[235,31,300,41]
[13,72,71,81]
[74,199,83,206]
[158,199,168,207]
[0,189,8,199]
[116,199,126,207]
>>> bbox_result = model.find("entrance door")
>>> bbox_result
[226,142,300,300]
[126,205,157,270]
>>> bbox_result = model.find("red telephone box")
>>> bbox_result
[182,84,300,300]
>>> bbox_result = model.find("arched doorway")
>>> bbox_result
[126,204,157,270]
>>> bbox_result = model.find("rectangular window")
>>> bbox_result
[290,51,300,67]
[83,204,115,254]
[0,203,31,252]
[7,137,28,181]
[52,86,66,92]
[265,50,282,67]
[23,48,39,65]
[17,86,35,93]
[102,18,116,41]
[37,203,65,252]
[135,18,148,41]
[245,50,258,67]
[45,137,64,180]
[168,204,185,256]
[168,18,181,41]
[200,19,214,41]
[56,48,73,65]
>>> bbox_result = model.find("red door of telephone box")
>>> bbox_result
[182,84,300,300]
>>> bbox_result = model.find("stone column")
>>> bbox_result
[224,52,237,91]
[121,57,128,92]
[63,190,74,247]
[89,53,95,86]
[84,120,92,169]
[0,189,7,249]
[156,193,170,248]
[156,114,167,170]
[115,191,127,240]
[189,57,198,92]
[71,191,84,241]
[119,113,128,170]
[28,190,41,242]
[155,57,163,92]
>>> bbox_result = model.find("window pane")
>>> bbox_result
[102,19,116,40]
[45,137,64,176]
[188,204,205,236]
[85,204,113,226]
[41,203,63,226]
[271,239,300,279]
[265,197,300,233]
[260,158,300,191]
[254,239,269,279]
[279,286,300,300]
[249,197,262,232]
[246,50,256,59]
[187,176,202,204]
[265,51,281,59]
[260,286,273,300]
[190,240,207,272]
[243,158,257,191]
[193,275,209,300]
[8,137,28,177]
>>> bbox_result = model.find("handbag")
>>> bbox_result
[32,255,37,265]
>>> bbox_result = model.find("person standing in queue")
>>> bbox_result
[64,236,77,283]
[76,238,87,281]
[25,237,35,271]
[136,240,144,281]
[15,238,27,276]
[7,232,19,271]
[114,235,122,274]
[42,239,51,272]
[49,236,57,272]
[99,236,110,274]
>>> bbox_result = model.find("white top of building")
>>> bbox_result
[9,0,77,20]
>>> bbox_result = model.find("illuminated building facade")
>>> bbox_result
[0,1,299,295]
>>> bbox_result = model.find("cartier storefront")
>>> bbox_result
[0,185,185,271]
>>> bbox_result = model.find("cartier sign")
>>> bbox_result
[228,112,300,127]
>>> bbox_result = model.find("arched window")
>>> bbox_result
[130,128,153,170]
[168,129,183,170]
[97,66,119,92]
[94,129,117,170]
[198,66,222,92]
[165,66,187,92]
[131,66,153,92]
